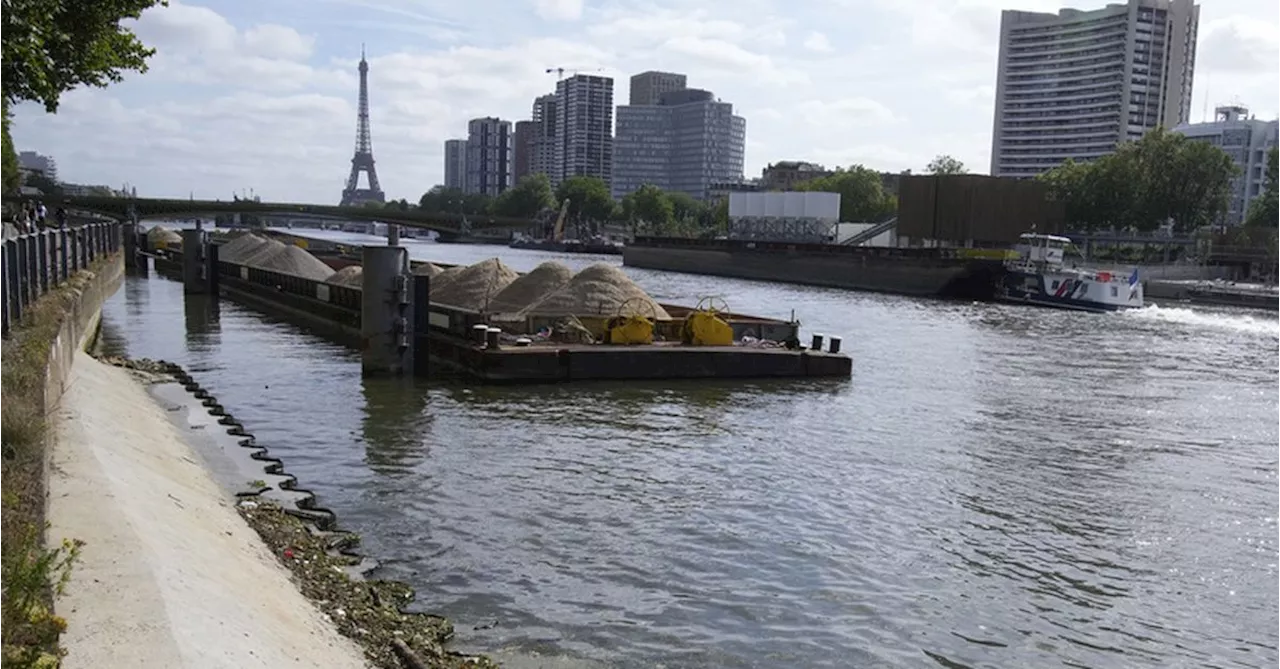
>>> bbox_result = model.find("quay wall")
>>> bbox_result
[44,253,124,415]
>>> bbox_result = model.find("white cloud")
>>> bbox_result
[803,31,833,53]
[7,0,1278,203]
[533,0,584,21]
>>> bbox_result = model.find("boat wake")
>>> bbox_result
[1120,304,1279,337]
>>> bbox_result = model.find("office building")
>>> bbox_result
[443,139,467,190]
[759,161,831,191]
[552,74,614,187]
[18,150,58,182]
[513,120,535,183]
[990,0,1200,178]
[1176,105,1279,226]
[614,88,746,201]
[465,117,513,196]
[630,71,688,106]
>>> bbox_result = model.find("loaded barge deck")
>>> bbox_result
[149,240,851,384]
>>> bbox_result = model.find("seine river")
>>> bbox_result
[99,230,1278,668]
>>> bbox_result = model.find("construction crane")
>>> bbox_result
[545,66,604,80]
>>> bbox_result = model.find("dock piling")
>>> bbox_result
[180,228,208,294]
[360,245,413,377]
[811,333,824,352]
[828,336,842,355]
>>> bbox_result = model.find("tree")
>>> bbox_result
[418,186,490,215]
[798,166,896,222]
[492,173,555,218]
[2,103,18,195]
[1245,146,1278,227]
[1039,128,1238,233]
[926,154,967,175]
[22,171,61,198]
[3,0,164,113]
[555,176,614,233]
[623,184,674,231]
[667,191,705,224]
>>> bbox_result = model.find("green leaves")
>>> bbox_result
[492,174,555,218]
[2,0,165,113]
[417,186,491,215]
[1244,147,1278,228]
[554,176,614,226]
[1038,127,1240,233]
[795,166,896,222]
[925,154,967,175]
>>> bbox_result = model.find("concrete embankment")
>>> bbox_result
[46,351,370,669]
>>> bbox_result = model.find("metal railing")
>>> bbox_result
[1,222,121,337]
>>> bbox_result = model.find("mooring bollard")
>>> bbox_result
[485,327,501,350]
[828,335,842,355]
[472,323,489,345]
[360,245,413,377]
[810,333,824,352]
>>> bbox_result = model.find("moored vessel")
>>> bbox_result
[997,233,1143,312]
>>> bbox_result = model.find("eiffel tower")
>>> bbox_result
[340,46,385,206]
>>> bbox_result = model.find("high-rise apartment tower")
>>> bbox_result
[990,0,1199,178]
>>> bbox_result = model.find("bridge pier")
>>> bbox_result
[360,245,413,377]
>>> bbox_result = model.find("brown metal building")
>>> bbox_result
[897,175,1065,246]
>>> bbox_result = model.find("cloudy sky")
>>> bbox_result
[10,0,1279,203]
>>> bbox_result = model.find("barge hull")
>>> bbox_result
[623,239,1004,300]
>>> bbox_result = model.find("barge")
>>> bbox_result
[623,236,1008,300]
[150,241,851,384]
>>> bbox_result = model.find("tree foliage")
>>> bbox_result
[926,154,967,175]
[417,186,491,215]
[1039,127,1238,232]
[492,173,555,218]
[1245,146,1278,228]
[3,0,164,113]
[2,103,18,195]
[554,176,614,229]
[796,166,897,222]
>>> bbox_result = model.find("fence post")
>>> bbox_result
[2,239,11,337]
[37,231,49,294]
[58,228,68,281]
[5,240,20,330]
[78,226,88,268]
[17,235,30,308]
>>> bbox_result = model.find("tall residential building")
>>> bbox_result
[465,117,513,196]
[1176,105,1279,226]
[990,0,1200,178]
[443,139,468,190]
[18,151,58,182]
[513,120,535,184]
[530,94,558,180]
[613,88,746,201]
[629,71,688,105]
[551,74,614,187]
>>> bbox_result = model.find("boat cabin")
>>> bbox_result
[1012,233,1070,268]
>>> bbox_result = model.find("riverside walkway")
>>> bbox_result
[46,351,369,669]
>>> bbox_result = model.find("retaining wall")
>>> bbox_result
[43,253,125,415]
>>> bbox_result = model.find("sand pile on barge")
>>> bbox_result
[520,263,670,320]
[253,244,335,281]
[326,265,363,287]
[216,233,269,262]
[146,225,182,247]
[412,262,443,277]
[429,258,518,311]
[487,261,574,316]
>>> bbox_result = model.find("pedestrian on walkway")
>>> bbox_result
[36,201,47,226]
[56,206,68,229]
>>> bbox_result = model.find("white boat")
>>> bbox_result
[995,233,1144,312]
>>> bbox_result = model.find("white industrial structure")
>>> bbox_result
[990,0,1200,178]
[727,192,842,243]
[1175,105,1278,226]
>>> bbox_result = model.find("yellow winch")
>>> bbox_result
[603,297,655,345]
[681,296,734,346]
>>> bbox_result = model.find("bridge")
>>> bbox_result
[7,194,539,235]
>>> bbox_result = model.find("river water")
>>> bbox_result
[98,230,1279,669]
